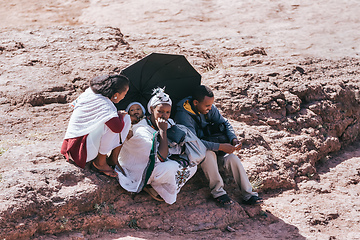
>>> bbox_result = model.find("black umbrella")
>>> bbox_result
[116,53,201,117]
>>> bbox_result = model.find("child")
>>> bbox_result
[125,102,146,139]
[126,102,146,124]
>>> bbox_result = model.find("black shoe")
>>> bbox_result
[214,194,234,208]
[242,196,263,205]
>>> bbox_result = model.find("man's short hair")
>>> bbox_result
[193,85,214,102]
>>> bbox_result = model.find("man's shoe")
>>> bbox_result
[214,194,234,208]
[242,196,263,205]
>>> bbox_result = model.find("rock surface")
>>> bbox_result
[1,1,360,239]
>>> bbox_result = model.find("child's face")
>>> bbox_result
[128,104,144,121]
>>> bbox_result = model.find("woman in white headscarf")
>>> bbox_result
[116,88,200,204]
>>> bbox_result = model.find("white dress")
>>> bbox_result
[115,118,197,204]
[86,114,131,162]
[63,87,131,165]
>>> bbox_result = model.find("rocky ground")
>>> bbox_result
[1,1,360,240]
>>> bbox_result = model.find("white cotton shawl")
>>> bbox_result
[116,118,155,192]
[64,88,119,139]
[116,118,177,191]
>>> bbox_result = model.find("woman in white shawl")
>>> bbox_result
[116,88,199,204]
[61,74,131,178]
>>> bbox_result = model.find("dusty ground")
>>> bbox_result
[1,0,360,240]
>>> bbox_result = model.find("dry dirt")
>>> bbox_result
[1,1,360,240]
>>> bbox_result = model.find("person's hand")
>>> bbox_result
[234,144,242,151]
[218,143,236,154]
[126,130,133,140]
[156,118,168,132]
[231,138,242,151]
[118,110,128,118]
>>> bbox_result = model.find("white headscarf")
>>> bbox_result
[147,87,172,113]
[125,102,146,114]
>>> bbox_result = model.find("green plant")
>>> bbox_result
[108,229,117,234]
[250,176,264,190]
[260,210,268,217]
[128,218,139,229]
[0,147,7,156]
[108,204,116,215]
[286,127,295,133]
[307,172,315,179]
[94,203,105,216]
[59,216,68,229]
[317,124,328,130]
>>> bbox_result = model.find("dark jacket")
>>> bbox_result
[174,96,237,151]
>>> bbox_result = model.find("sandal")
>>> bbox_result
[214,194,234,207]
[143,185,164,202]
[106,156,117,169]
[91,162,118,178]
[242,196,263,205]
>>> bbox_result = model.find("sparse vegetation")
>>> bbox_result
[108,228,117,234]
[128,218,139,229]
[0,147,7,156]
[108,204,116,215]
[59,216,68,229]
[94,202,106,216]
[250,176,264,190]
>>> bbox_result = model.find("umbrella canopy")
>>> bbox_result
[116,53,201,117]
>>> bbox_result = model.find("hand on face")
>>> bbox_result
[151,103,171,131]
[156,117,168,131]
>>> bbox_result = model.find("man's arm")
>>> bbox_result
[208,105,237,143]
[175,110,220,151]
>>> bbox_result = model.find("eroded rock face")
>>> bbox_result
[0,145,247,240]
[213,58,360,190]
[1,26,360,239]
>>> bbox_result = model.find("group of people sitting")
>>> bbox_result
[61,74,262,207]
